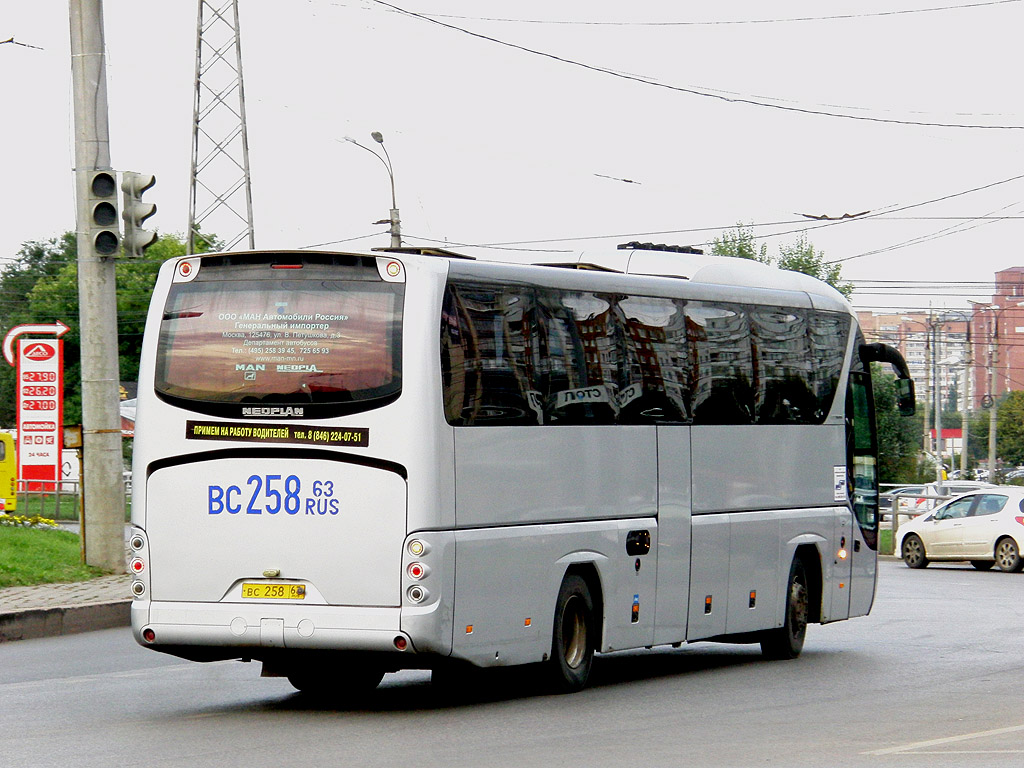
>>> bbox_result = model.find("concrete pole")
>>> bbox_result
[988,313,999,480]
[961,359,970,476]
[70,0,126,572]
[988,387,998,481]
[933,322,944,490]
[922,326,931,455]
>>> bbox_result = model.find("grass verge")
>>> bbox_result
[0,526,106,588]
[879,528,893,555]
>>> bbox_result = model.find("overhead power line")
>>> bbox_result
[371,1,1024,130]
[0,36,44,50]
[409,1,1022,27]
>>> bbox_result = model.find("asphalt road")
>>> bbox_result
[3,559,1023,768]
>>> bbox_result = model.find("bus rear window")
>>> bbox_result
[154,258,403,418]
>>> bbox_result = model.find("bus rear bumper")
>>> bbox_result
[132,600,412,655]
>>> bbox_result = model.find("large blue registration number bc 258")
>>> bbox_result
[208,475,339,516]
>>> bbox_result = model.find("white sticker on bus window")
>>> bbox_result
[833,465,847,502]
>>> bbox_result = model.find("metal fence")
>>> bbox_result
[880,489,960,555]
[14,476,132,522]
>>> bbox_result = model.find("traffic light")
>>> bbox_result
[121,172,158,257]
[87,170,120,256]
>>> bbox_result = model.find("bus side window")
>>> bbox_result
[750,307,814,424]
[810,312,850,422]
[442,282,540,426]
[688,302,755,425]
[536,289,620,425]
[617,296,691,424]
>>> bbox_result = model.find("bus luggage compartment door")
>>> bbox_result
[145,456,407,607]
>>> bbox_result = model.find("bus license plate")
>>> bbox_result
[241,583,306,600]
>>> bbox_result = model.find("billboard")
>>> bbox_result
[16,338,63,490]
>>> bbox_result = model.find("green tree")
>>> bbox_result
[0,232,213,426]
[996,391,1024,467]
[711,226,853,300]
[776,234,853,300]
[710,222,769,263]
[872,367,922,483]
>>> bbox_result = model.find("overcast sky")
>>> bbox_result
[4,1,1023,313]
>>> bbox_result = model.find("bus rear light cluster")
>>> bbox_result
[142,628,156,643]
[403,536,435,606]
[128,528,149,601]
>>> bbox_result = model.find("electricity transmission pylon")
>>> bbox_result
[188,0,255,253]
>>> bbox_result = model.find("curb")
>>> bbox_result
[0,601,131,643]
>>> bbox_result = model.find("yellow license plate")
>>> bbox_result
[241,582,306,600]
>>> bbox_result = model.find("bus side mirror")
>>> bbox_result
[896,378,916,416]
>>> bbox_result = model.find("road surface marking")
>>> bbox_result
[863,723,1024,755]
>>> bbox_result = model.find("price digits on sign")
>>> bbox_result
[22,371,57,382]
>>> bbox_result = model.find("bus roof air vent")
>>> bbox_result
[617,241,704,255]
[371,246,475,260]
[534,262,623,273]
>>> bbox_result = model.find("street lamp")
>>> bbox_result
[342,132,401,248]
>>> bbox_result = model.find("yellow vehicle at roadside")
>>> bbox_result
[0,432,16,512]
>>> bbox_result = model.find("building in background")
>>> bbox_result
[968,266,1024,410]
[857,311,968,411]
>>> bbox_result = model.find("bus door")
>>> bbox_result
[845,370,879,619]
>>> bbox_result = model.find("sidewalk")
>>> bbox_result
[0,521,134,643]
[0,573,132,642]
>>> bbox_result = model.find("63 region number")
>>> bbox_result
[208,475,339,516]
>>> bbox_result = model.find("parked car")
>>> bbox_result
[892,480,999,515]
[896,488,1024,572]
[880,485,925,518]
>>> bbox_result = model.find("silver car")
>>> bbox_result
[896,489,1024,572]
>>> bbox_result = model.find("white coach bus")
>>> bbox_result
[129,244,914,694]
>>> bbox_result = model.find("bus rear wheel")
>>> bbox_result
[547,574,595,693]
[761,557,809,660]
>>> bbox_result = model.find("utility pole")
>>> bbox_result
[921,323,932,456]
[69,0,126,571]
[961,355,970,476]
[931,319,944,489]
[988,314,999,480]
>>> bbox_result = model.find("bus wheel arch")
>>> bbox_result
[794,544,822,624]
[760,547,819,660]
[547,565,602,693]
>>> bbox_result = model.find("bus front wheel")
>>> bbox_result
[760,557,809,660]
[547,573,596,693]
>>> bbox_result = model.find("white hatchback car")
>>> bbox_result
[896,488,1024,572]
